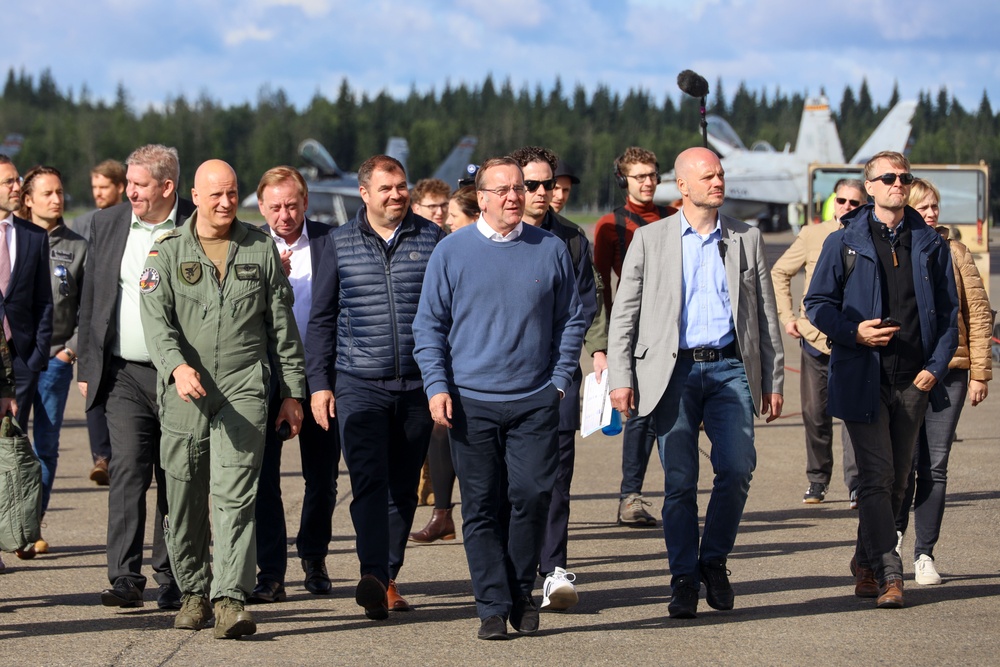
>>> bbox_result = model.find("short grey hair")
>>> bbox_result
[126,144,180,185]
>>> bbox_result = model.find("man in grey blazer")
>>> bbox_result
[608,147,784,619]
[77,144,191,610]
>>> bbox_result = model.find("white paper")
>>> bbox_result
[581,371,613,437]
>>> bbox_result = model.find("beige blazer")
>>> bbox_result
[770,218,841,355]
[607,212,784,418]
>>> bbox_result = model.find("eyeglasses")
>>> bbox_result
[835,197,862,207]
[53,264,70,297]
[868,172,914,186]
[418,202,449,211]
[0,177,21,189]
[524,179,556,193]
[626,172,659,183]
[479,185,526,198]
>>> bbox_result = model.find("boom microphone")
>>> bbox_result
[677,70,711,148]
[677,70,710,99]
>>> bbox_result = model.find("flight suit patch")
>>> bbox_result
[139,267,160,294]
[179,262,202,286]
[51,248,74,261]
[236,264,260,281]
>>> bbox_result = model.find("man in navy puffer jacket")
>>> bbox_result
[306,155,444,620]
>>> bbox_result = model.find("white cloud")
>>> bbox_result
[224,25,275,46]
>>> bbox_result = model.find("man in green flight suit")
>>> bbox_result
[139,159,305,639]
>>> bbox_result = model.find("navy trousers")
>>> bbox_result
[450,386,560,620]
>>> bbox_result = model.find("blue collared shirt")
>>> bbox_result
[679,211,734,349]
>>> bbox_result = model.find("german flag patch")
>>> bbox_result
[148,249,159,257]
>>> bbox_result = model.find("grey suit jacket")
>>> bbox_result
[77,198,195,411]
[607,211,784,418]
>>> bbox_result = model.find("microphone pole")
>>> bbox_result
[677,70,711,149]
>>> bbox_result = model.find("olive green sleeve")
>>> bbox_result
[139,243,190,379]
[584,267,609,357]
[264,240,307,400]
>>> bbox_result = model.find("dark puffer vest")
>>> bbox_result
[330,208,443,379]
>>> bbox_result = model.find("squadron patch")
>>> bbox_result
[139,267,161,294]
[236,264,261,281]
[180,261,202,286]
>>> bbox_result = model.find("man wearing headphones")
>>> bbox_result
[593,146,675,528]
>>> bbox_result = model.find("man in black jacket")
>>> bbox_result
[249,166,339,604]
[307,155,443,620]
[510,146,597,611]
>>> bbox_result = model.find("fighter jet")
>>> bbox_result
[654,96,918,229]
[242,135,478,226]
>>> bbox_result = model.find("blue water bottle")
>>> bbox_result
[602,408,623,436]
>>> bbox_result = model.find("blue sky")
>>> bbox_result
[5,0,998,113]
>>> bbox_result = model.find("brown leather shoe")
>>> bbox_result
[850,556,879,598]
[90,458,110,486]
[409,508,456,543]
[876,577,904,608]
[387,579,411,611]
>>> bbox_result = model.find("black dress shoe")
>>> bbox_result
[478,615,509,640]
[157,581,183,610]
[355,575,388,620]
[248,580,287,604]
[101,578,144,608]
[509,594,539,635]
[668,576,699,619]
[302,559,332,595]
[699,559,734,611]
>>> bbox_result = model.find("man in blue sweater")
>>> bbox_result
[413,156,586,640]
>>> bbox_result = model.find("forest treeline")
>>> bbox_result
[1,68,997,215]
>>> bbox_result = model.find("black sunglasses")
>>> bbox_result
[524,179,556,193]
[835,197,862,207]
[869,172,915,186]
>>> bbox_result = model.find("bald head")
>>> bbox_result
[192,159,239,236]
[674,147,725,215]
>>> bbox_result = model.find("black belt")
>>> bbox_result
[678,340,738,363]
[114,356,155,370]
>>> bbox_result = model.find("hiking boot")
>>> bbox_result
[213,597,256,639]
[174,594,212,630]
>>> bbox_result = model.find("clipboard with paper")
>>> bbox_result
[580,371,614,437]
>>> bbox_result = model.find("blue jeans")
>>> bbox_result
[620,413,657,496]
[653,356,756,587]
[31,356,75,515]
[897,368,968,559]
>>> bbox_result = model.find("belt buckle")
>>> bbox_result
[692,348,716,363]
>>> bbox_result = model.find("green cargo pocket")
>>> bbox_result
[160,425,197,482]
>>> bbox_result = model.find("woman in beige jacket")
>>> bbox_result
[896,178,992,586]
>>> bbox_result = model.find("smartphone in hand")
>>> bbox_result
[876,317,901,328]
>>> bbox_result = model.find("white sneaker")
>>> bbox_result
[541,567,578,611]
[914,554,942,585]
[895,531,903,557]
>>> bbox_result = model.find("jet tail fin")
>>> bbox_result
[849,100,917,164]
[385,137,410,177]
[795,96,845,163]
[433,136,478,187]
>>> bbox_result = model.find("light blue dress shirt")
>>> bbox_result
[679,211,734,349]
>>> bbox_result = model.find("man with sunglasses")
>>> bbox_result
[593,147,676,528]
[413,156,585,639]
[805,151,958,609]
[510,146,597,612]
[772,179,865,506]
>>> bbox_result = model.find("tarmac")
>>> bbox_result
[1,231,999,666]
